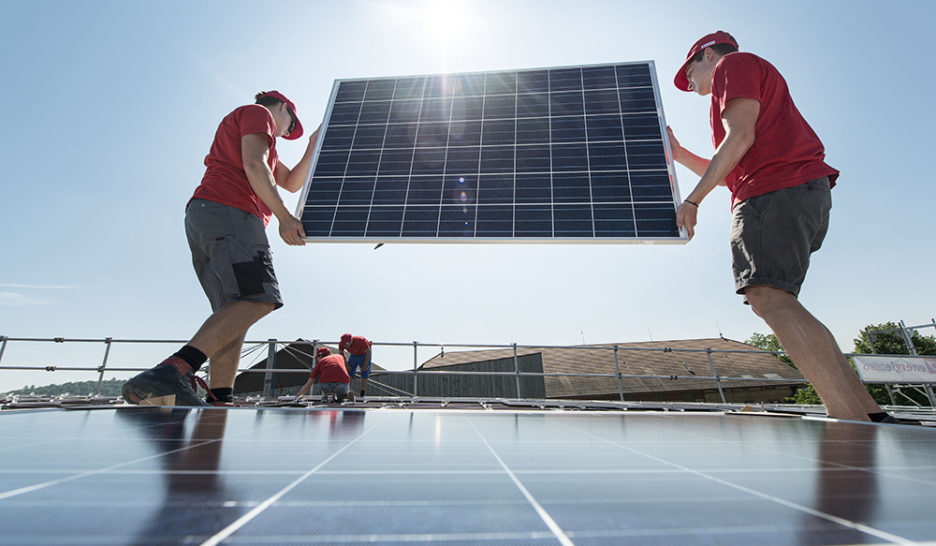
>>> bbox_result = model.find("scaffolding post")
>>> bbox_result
[0,336,8,367]
[95,337,113,396]
[413,341,419,397]
[613,345,624,402]
[513,343,521,398]
[706,348,727,404]
[262,339,276,399]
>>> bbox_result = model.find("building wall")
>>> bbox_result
[369,354,546,398]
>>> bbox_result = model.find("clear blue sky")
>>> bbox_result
[1,0,934,392]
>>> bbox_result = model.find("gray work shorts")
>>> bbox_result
[185,199,283,312]
[730,177,831,299]
[318,382,349,402]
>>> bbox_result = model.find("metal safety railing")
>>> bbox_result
[0,335,820,404]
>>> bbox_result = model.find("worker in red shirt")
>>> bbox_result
[296,347,350,404]
[669,31,887,422]
[123,90,319,407]
[339,333,372,400]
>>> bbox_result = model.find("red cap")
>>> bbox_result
[340,333,352,344]
[674,31,738,92]
[257,90,304,140]
[316,347,331,358]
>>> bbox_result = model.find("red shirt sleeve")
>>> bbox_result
[712,53,763,113]
[309,363,321,380]
[239,104,276,147]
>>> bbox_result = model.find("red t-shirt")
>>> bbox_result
[191,104,278,225]
[339,336,371,355]
[709,52,838,208]
[310,354,350,384]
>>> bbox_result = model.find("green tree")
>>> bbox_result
[744,332,792,366]
[746,332,821,404]
[4,378,126,397]
[853,322,936,356]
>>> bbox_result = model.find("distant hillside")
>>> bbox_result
[3,378,125,397]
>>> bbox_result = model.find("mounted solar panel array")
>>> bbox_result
[297,62,687,243]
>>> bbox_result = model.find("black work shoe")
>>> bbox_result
[122,363,210,407]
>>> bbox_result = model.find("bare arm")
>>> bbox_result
[667,126,711,178]
[675,97,760,239]
[274,125,321,193]
[295,376,316,398]
[241,134,306,246]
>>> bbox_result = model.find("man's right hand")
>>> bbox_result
[676,201,698,240]
[279,214,306,246]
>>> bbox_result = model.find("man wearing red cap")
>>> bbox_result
[296,347,351,403]
[668,32,888,422]
[123,91,319,407]
[339,333,373,400]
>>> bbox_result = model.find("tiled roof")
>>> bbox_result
[419,338,804,397]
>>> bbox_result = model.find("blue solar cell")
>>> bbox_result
[550,116,586,143]
[622,113,663,140]
[389,100,421,123]
[452,96,484,120]
[377,148,415,176]
[517,70,549,93]
[515,118,550,144]
[299,62,684,241]
[516,93,549,118]
[550,91,585,117]
[581,66,618,89]
[615,64,652,87]
[420,98,451,122]
[364,80,395,101]
[352,125,385,149]
[590,172,632,202]
[479,146,514,173]
[335,81,366,102]
[584,89,620,115]
[407,176,444,204]
[476,205,514,236]
[345,150,380,176]
[515,204,552,236]
[625,141,666,169]
[448,120,482,146]
[439,205,476,236]
[482,119,516,146]
[585,115,624,142]
[552,173,591,203]
[516,145,550,173]
[485,72,516,95]
[366,206,404,236]
[551,143,588,171]
[393,77,426,99]
[588,142,629,171]
[358,101,391,124]
[549,68,582,92]
[411,148,446,175]
[515,174,551,203]
[477,174,514,204]
[329,101,362,125]
[553,204,593,236]
[372,177,409,204]
[384,123,418,148]
[483,94,516,119]
[446,147,481,173]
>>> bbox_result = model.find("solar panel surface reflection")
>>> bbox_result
[298,62,686,242]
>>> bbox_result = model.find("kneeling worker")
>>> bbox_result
[296,347,350,404]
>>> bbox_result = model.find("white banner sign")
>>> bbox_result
[853,355,936,383]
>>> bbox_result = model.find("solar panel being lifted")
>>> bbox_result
[296,62,687,243]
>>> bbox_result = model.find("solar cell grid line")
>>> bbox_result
[296,61,687,243]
